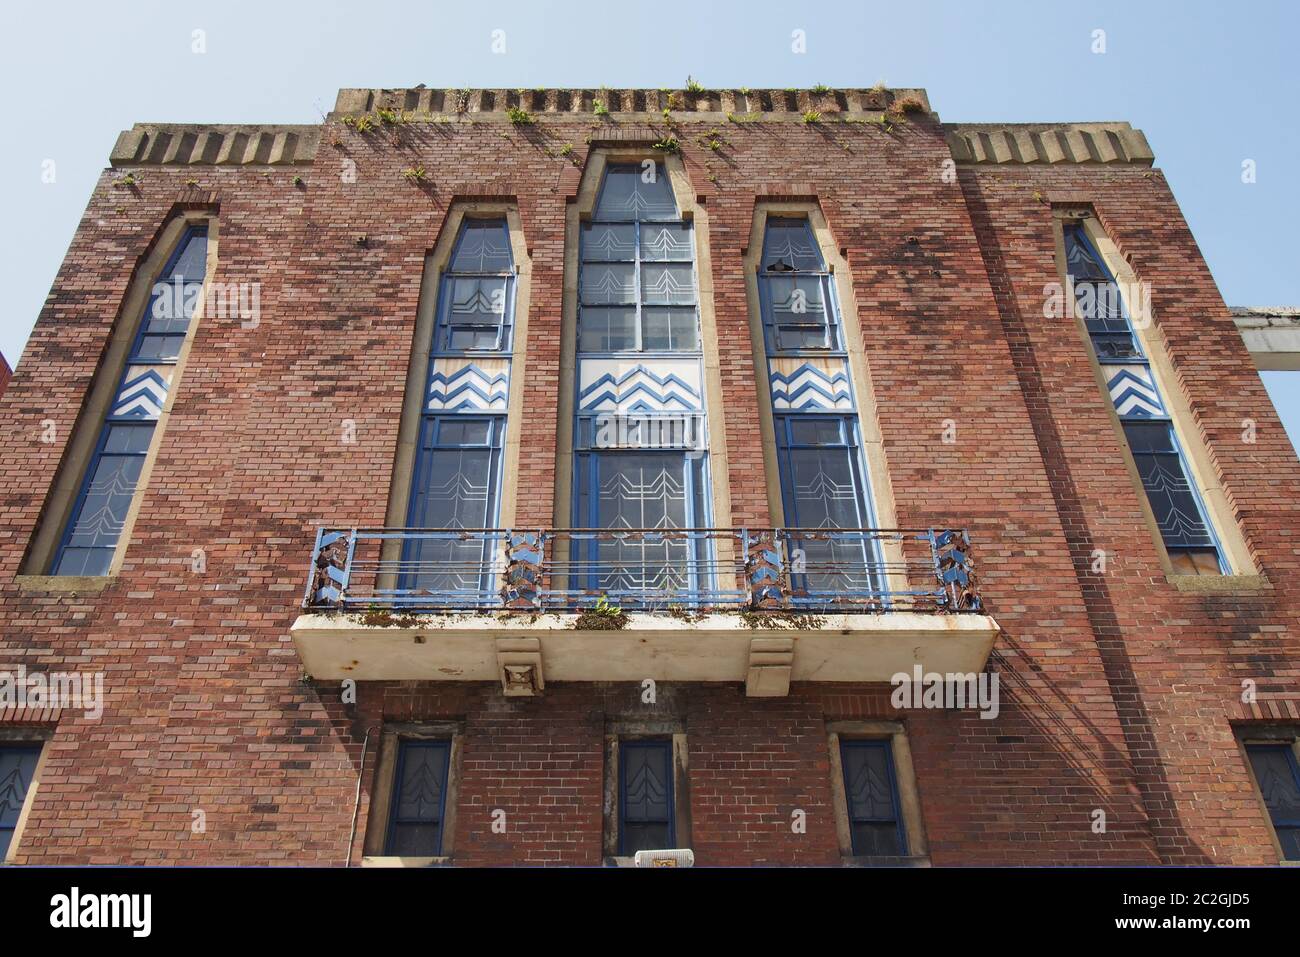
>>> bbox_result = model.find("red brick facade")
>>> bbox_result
[0,88,1296,865]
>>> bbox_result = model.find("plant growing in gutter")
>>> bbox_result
[506,106,535,125]
[593,99,609,117]
[685,75,705,93]
[802,110,822,125]
[573,595,629,630]
[812,83,831,94]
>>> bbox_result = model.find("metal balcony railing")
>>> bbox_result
[301,527,982,615]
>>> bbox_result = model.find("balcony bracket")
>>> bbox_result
[745,637,795,697]
[496,637,544,697]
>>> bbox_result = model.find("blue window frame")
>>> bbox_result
[839,739,907,857]
[401,218,515,604]
[0,744,42,859]
[573,164,712,604]
[53,225,209,576]
[1245,743,1300,861]
[385,739,452,857]
[619,739,675,855]
[1063,221,1226,575]
[400,416,505,597]
[436,218,516,353]
[758,217,883,601]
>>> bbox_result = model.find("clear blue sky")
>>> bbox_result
[3,0,1297,447]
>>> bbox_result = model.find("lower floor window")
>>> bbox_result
[573,448,711,603]
[400,416,504,601]
[385,739,452,857]
[1245,742,1300,861]
[619,739,676,855]
[840,739,907,857]
[1122,420,1224,575]
[54,421,154,576]
[0,744,42,859]
[774,414,883,601]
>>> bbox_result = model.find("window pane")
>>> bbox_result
[579,307,637,352]
[168,230,209,282]
[621,822,671,855]
[788,418,844,446]
[447,277,507,325]
[641,308,698,351]
[102,423,154,454]
[0,745,41,859]
[580,263,636,305]
[640,263,695,305]
[389,823,442,857]
[386,740,450,857]
[1247,746,1300,819]
[1246,744,1300,862]
[594,165,677,221]
[849,821,903,857]
[840,741,904,857]
[133,332,187,361]
[62,451,146,550]
[762,219,823,271]
[620,740,673,854]
[450,219,512,272]
[581,223,636,261]
[640,224,693,261]
[403,429,500,594]
[1122,422,1215,549]
[52,547,114,578]
[584,452,692,595]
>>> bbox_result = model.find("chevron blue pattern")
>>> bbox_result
[112,367,172,420]
[577,359,703,413]
[768,357,854,411]
[425,358,510,412]
[1106,364,1165,418]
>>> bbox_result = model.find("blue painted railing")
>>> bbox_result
[302,527,981,614]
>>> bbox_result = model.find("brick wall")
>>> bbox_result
[0,92,1294,865]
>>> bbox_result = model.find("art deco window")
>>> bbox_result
[384,739,452,857]
[1062,221,1225,575]
[400,219,514,600]
[839,739,907,857]
[618,738,676,855]
[573,163,712,604]
[0,744,42,860]
[52,224,209,576]
[1244,742,1300,861]
[756,217,882,600]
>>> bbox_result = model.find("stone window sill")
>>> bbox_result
[1166,573,1271,595]
[14,574,114,595]
[359,856,450,868]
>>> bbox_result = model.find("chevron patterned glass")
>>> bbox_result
[53,225,208,576]
[1063,220,1224,573]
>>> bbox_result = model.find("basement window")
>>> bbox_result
[1,741,44,863]
[1244,742,1300,861]
[839,739,907,857]
[384,739,451,857]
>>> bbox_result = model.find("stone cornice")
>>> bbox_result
[110,124,320,168]
[333,86,931,117]
[944,122,1154,166]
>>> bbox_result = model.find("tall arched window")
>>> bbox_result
[1063,220,1225,574]
[572,162,712,604]
[400,218,515,601]
[757,217,882,600]
[52,224,210,576]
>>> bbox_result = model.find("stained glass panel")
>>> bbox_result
[840,740,905,857]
